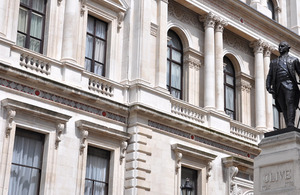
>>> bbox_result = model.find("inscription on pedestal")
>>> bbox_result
[260,162,294,192]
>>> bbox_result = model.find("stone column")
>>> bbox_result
[250,40,267,131]
[264,45,274,131]
[215,18,228,112]
[61,0,80,63]
[155,0,168,91]
[201,12,216,109]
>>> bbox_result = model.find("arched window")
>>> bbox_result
[223,56,236,119]
[167,30,183,99]
[267,0,275,20]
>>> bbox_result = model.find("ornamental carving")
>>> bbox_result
[120,141,128,163]
[183,55,202,70]
[250,39,265,54]
[168,0,202,29]
[224,29,252,56]
[6,109,16,137]
[199,12,217,29]
[55,123,64,149]
[241,80,252,93]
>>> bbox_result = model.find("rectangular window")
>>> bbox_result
[181,167,198,195]
[85,15,108,77]
[8,128,44,195]
[17,0,46,53]
[85,146,110,195]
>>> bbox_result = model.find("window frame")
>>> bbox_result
[267,0,276,20]
[85,15,108,77]
[17,0,47,53]
[9,128,45,195]
[181,166,199,195]
[167,30,183,99]
[223,56,236,120]
[84,146,111,195]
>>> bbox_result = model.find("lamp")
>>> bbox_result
[181,178,193,195]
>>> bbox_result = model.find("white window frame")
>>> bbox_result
[172,143,217,195]
[0,98,71,195]
[76,120,130,195]
[80,0,127,80]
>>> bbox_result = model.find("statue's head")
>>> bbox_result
[278,41,290,54]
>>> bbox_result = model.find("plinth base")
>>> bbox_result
[264,127,300,137]
[254,131,300,195]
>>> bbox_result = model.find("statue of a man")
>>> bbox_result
[266,41,300,128]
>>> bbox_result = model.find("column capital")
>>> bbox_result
[250,39,266,54]
[263,44,276,57]
[215,17,228,32]
[200,12,218,29]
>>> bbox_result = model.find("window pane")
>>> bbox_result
[167,47,170,59]
[225,86,234,110]
[87,16,94,34]
[9,129,44,195]
[18,8,28,33]
[172,49,182,63]
[85,35,93,59]
[29,38,41,52]
[168,30,182,50]
[181,167,197,195]
[94,39,105,64]
[94,62,104,76]
[84,180,93,195]
[17,33,26,47]
[93,181,107,195]
[32,0,45,13]
[85,147,110,182]
[20,0,30,6]
[95,20,106,39]
[166,60,170,86]
[171,88,181,99]
[9,165,41,195]
[171,63,181,89]
[226,75,234,86]
[226,110,234,119]
[30,13,43,39]
[85,59,92,72]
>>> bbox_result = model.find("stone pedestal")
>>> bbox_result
[254,131,300,195]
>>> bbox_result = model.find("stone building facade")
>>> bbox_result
[0,0,299,194]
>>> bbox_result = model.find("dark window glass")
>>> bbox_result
[167,30,183,99]
[224,56,236,119]
[85,146,110,195]
[85,15,107,77]
[267,0,275,20]
[181,167,198,195]
[17,0,46,53]
[8,128,44,195]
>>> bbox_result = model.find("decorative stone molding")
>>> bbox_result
[20,53,50,75]
[168,0,202,29]
[150,22,158,37]
[172,143,216,176]
[224,29,252,56]
[200,12,217,29]
[175,152,182,173]
[57,0,63,6]
[6,109,16,137]
[207,162,212,179]
[118,12,125,31]
[79,129,88,154]
[2,98,71,149]
[215,17,228,32]
[263,44,276,57]
[55,123,65,149]
[241,80,252,93]
[249,39,265,54]
[183,49,203,70]
[76,120,130,154]
[80,0,86,16]
[120,141,128,163]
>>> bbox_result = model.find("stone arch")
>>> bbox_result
[223,50,243,74]
[167,23,192,50]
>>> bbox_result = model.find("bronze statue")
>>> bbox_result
[266,41,300,128]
